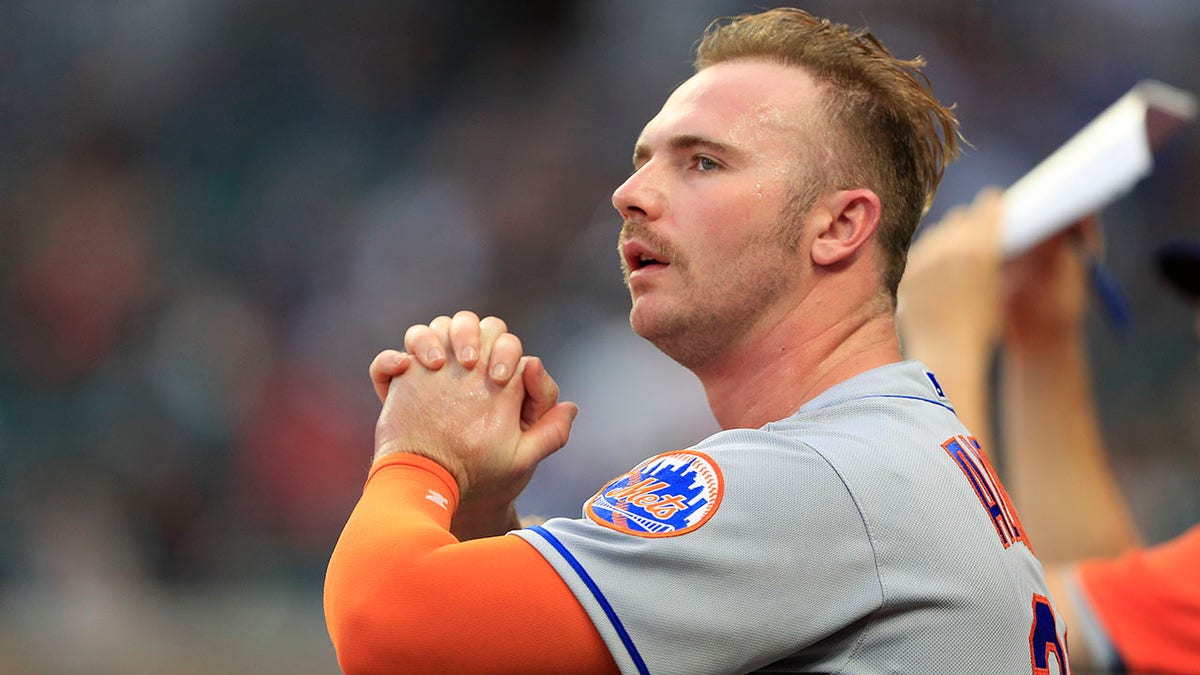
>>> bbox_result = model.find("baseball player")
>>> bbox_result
[325,8,1070,674]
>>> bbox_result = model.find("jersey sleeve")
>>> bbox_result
[1074,523,1200,674]
[323,453,619,675]
[511,433,884,675]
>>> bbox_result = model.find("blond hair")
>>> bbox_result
[695,7,961,298]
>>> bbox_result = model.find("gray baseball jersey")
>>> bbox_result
[513,360,1069,674]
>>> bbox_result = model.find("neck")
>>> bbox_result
[695,294,902,429]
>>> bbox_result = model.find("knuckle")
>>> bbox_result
[480,315,508,333]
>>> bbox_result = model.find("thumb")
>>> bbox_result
[516,401,579,466]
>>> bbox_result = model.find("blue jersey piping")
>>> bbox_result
[528,525,650,675]
[853,394,956,414]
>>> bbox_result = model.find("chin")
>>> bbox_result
[629,307,706,368]
[628,309,652,342]
[628,301,665,339]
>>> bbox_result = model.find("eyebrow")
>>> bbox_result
[631,134,742,167]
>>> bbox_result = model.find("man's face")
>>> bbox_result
[613,59,826,368]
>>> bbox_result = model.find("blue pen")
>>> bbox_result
[1086,255,1133,335]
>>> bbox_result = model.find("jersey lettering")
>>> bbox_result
[925,371,946,397]
[1030,593,1070,674]
[605,478,689,519]
[942,435,1027,549]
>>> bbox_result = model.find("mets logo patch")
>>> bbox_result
[585,450,724,538]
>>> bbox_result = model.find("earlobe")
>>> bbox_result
[811,189,882,266]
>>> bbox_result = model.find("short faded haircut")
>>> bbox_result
[694,7,961,299]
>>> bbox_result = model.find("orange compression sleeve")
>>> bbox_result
[324,453,619,675]
[1076,523,1200,674]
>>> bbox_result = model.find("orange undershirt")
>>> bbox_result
[324,453,620,675]
[1076,523,1200,674]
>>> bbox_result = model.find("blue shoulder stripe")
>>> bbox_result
[855,394,956,414]
[528,525,649,675]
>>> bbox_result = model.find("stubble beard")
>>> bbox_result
[620,218,802,372]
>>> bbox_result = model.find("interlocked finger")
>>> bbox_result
[405,315,452,369]
[449,310,483,369]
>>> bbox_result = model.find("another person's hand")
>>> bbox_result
[897,188,1005,361]
[1002,216,1098,353]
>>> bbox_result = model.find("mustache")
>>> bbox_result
[618,221,680,266]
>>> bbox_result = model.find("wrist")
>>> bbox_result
[450,501,521,540]
[1004,323,1085,362]
[367,452,462,507]
[373,442,470,494]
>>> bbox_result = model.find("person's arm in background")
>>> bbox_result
[1042,240,1200,674]
[998,225,1141,564]
[898,189,1141,671]
[898,189,1004,451]
[899,188,1139,562]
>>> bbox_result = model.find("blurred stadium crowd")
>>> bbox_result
[1,1,1197,672]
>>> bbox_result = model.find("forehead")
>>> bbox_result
[638,60,824,149]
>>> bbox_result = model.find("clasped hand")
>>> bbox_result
[369,311,578,516]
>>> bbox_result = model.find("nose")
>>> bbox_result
[611,165,663,223]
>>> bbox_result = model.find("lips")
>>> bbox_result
[622,240,669,273]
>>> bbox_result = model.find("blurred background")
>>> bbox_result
[1,1,1197,672]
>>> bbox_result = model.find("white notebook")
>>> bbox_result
[1002,80,1196,256]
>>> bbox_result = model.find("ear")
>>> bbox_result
[810,189,882,266]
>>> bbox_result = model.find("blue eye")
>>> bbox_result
[697,156,719,172]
